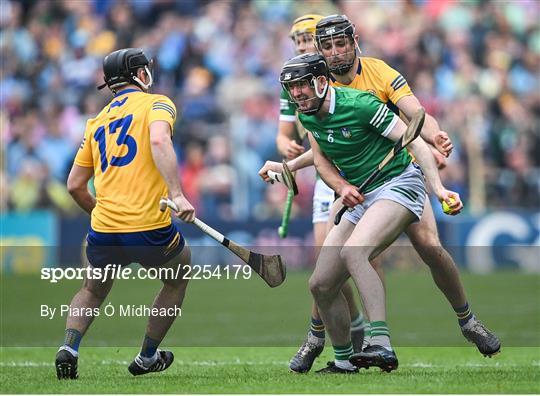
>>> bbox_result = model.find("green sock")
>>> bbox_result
[350,313,367,330]
[333,342,354,361]
[370,320,391,349]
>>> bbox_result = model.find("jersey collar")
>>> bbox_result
[115,88,140,97]
[329,86,336,114]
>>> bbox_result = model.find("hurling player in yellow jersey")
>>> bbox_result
[313,14,499,361]
[55,48,194,379]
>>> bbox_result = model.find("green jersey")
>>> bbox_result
[298,86,412,193]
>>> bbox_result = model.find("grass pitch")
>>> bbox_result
[1,346,539,393]
[1,271,539,393]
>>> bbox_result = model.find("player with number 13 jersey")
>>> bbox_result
[57,48,194,380]
[75,87,177,232]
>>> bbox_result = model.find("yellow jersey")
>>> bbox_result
[74,88,177,232]
[331,57,413,115]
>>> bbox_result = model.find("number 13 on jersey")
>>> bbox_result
[94,114,137,173]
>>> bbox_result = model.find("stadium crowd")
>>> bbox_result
[1,0,538,219]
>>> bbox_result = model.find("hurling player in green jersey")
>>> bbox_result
[262,53,481,374]
[277,14,368,374]
[263,14,501,371]
[316,14,499,360]
[281,53,459,373]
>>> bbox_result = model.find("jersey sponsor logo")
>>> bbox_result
[152,102,176,119]
[280,98,290,110]
[369,103,389,128]
[341,127,352,138]
[390,75,407,91]
[367,89,376,96]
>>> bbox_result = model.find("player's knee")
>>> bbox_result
[309,275,336,301]
[410,228,441,249]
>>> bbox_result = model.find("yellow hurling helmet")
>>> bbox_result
[289,14,325,38]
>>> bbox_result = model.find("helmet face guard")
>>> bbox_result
[280,54,329,115]
[315,15,357,75]
[98,48,154,93]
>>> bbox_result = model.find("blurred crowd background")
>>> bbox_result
[1,0,539,220]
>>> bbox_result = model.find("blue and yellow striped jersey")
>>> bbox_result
[75,88,177,232]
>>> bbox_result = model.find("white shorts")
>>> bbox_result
[343,163,426,225]
[312,178,335,224]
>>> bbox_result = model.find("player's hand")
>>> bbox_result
[286,140,305,160]
[171,195,196,223]
[430,145,447,170]
[433,131,453,157]
[338,184,365,208]
[258,161,283,182]
[437,190,463,216]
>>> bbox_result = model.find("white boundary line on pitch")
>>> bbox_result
[2,360,539,368]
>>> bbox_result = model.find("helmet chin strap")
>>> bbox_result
[284,77,329,116]
[132,66,153,90]
[313,76,328,99]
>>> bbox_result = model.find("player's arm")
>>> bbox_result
[307,133,363,208]
[396,95,453,157]
[276,120,305,159]
[287,149,314,171]
[258,149,314,182]
[386,119,462,214]
[69,125,96,215]
[67,165,96,215]
[149,120,195,222]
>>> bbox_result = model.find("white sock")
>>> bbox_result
[335,359,356,371]
[307,332,325,346]
[362,323,372,350]
[58,345,79,358]
[461,316,477,329]
[370,335,393,351]
[137,351,158,367]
